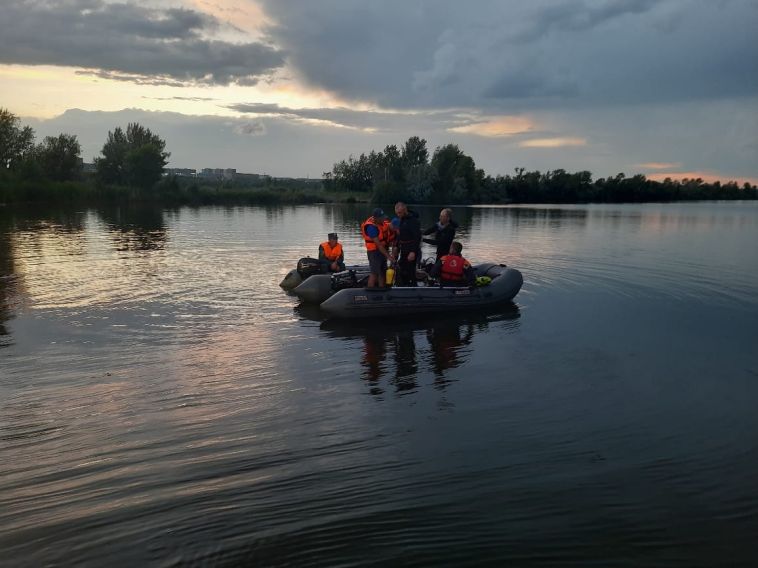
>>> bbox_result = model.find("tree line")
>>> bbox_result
[324,136,757,204]
[2,108,756,205]
[1,108,169,195]
[1,108,325,205]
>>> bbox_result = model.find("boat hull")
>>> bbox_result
[320,264,523,319]
[280,264,368,291]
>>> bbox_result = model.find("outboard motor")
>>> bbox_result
[332,269,358,291]
[296,257,323,279]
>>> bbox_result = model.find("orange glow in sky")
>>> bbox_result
[448,116,534,137]
[519,137,587,148]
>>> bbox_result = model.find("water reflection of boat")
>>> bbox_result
[297,304,521,394]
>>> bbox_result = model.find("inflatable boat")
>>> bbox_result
[279,257,369,290]
[319,263,523,319]
[292,268,369,303]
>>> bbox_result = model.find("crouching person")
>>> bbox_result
[431,241,475,287]
[319,232,345,272]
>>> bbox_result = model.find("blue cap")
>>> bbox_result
[372,207,385,218]
[391,217,400,227]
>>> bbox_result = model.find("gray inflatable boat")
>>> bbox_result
[319,263,523,319]
[292,268,370,303]
[280,256,369,291]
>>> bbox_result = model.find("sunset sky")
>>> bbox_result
[2,0,756,181]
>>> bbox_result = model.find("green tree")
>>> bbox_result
[126,144,165,190]
[36,134,82,181]
[0,108,35,171]
[95,127,128,185]
[430,143,479,202]
[331,153,374,192]
[401,136,428,169]
[379,144,404,183]
[321,171,334,191]
[95,123,169,189]
[405,163,437,202]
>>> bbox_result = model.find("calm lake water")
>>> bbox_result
[1,201,757,566]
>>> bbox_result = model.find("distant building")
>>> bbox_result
[198,168,237,181]
[165,168,196,177]
[235,173,262,184]
[81,162,96,173]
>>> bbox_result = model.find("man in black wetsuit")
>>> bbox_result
[393,201,422,287]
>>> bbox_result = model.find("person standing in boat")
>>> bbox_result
[361,208,393,287]
[431,241,475,286]
[318,232,345,272]
[423,208,458,262]
[393,201,422,286]
[388,217,400,252]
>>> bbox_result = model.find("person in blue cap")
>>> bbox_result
[360,208,393,287]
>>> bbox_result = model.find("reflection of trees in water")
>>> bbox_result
[96,205,169,251]
[479,207,590,231]
[0,207,90,347]
[0,225,15,346]
[316,304,520,395]
[10,208,89,257]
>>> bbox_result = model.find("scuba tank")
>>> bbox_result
[385,266,395,286]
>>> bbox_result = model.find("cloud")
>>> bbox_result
[513,0,659,41]
[0,0,284,85]
[227,101,471,133]
[448,116,534,137]
[258,0,758,109]
[142,96,218,102]
[519,137,587,148]
[76,70,188,88]
[636,162,682,170]
[234,121,267,136]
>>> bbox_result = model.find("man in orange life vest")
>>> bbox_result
[361,208,394,287]
[431,241,475,286]
[318,232,345,272]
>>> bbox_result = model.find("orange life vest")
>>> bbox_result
[440,254,470,281]
[320,241,343,261]
[361,217,390,251]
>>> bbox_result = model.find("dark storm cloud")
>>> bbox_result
[259,0,758,109]
[513,0,658,40]
[0,0,284,85]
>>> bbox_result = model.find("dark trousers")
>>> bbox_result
[319,260,345,273]
[396,251,417,287]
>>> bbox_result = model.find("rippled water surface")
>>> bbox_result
[1,202,757,566]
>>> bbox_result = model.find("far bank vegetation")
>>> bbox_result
[1,108,755,206]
